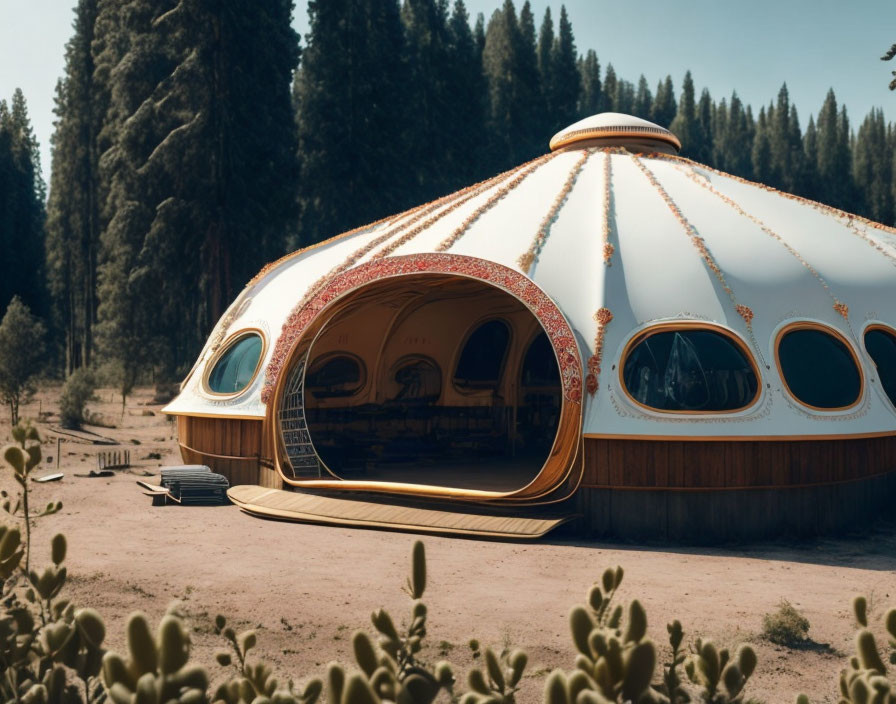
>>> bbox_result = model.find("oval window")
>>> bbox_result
[864,326,896,407]
[306,355,365,398]
[206,333,264,395]
[622,328,759,412]
[777,326,861,409]
[454,320,510,389]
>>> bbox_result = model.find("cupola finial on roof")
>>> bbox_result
[549,112,681,154]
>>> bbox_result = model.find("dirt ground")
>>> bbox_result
[2,384,894,702]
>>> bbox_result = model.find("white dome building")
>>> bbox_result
[164,113,896,540]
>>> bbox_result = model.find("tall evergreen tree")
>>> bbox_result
[853,108,893,224]
[613,79,634,115]
[402,0,454,202]
[536,7,553,93]
[802,115,819,201]
[296,0,406,246]
[99,0,301,379]
[445,0,488,185]
[45,0,102,373]
[0,91,45,318]
[694,88,713,164]
[633,75,652,121]
[670,70,698,157]
[577,50,600,116]
[602,64,617,113]
[650,75,676,127]
[482,0,542,167]
[549,6,578,131]
[816,89,853,210]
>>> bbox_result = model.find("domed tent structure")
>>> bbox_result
[164,113,896,541]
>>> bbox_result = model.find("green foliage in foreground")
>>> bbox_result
[1,428,895,703]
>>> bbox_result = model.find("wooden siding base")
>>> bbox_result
[573,470,896,543]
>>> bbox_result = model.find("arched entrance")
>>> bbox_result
[298,275,559,491]
[265,254,583,500]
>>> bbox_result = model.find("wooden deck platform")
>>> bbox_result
[227,485,572,539]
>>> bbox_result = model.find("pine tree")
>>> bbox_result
[802,114,819,200]
[577,50,600,116]
[0,92,45,319]
[445,0,488,185]
[633,75,652,120]
[853,109,891,222]
[650,75,676,127]
[482,0,542,167]
[549,6,579,131]
[752,106,773,185]
[725,93,753,178]
[602,63,617,112]
[536,7,553,96]
[45,0,102,373]
[296,0,407,246]
[816,89,852,210]
[613,79,634,115]
[98,0,301,381]
[670,70,698,157]
[694,88,713,164]
[402,0,454,202]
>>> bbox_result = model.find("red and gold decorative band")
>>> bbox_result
[262,253,583,405]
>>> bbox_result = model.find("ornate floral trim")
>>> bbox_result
[246,157,530,289]
[601,151,616,265]
[647,151,896,261]
[518,150,592,272]
[586,307,613,396]
[370,161,531,260]
[262,254,583,404]
[735,304,754,324]
[247,213,398,288]
[680,165,855,330]
[436,153,556,252]
[833,301,850,319]
[632,155,766,364]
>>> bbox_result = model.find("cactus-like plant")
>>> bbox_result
[828,595,896,703]
[213,613,322,703]
[101,608,208,703]
[0,531,106,703]
[2,420,62,572]
[321,539,459,704]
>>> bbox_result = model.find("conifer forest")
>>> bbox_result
[2,0,896,383]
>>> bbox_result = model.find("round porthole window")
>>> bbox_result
[205,332,265,395]
[776,325,862,410]
[621,326,759,412]
[864,325,896,408]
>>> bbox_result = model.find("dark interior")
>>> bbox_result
[285,275,563,492]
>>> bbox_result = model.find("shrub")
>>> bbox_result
[0,296,46,425]
[59,367,96,429]
[762,601,811,647]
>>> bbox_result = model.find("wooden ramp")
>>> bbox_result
[227,485,572,539]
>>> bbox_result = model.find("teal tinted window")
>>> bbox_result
[622,329,758,411]
[778,328,860,409]
[207,334,263,394]
[865,327,896,407]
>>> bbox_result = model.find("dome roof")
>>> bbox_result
[166,114,896,440]
[550,112,681,153]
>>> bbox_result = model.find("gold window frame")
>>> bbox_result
[201,328,268,399]
[618,321,763,415]
[774,321,864,412]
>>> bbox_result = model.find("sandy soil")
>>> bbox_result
[1,384,894,703]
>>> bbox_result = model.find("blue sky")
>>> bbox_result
[2,1,893,180]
